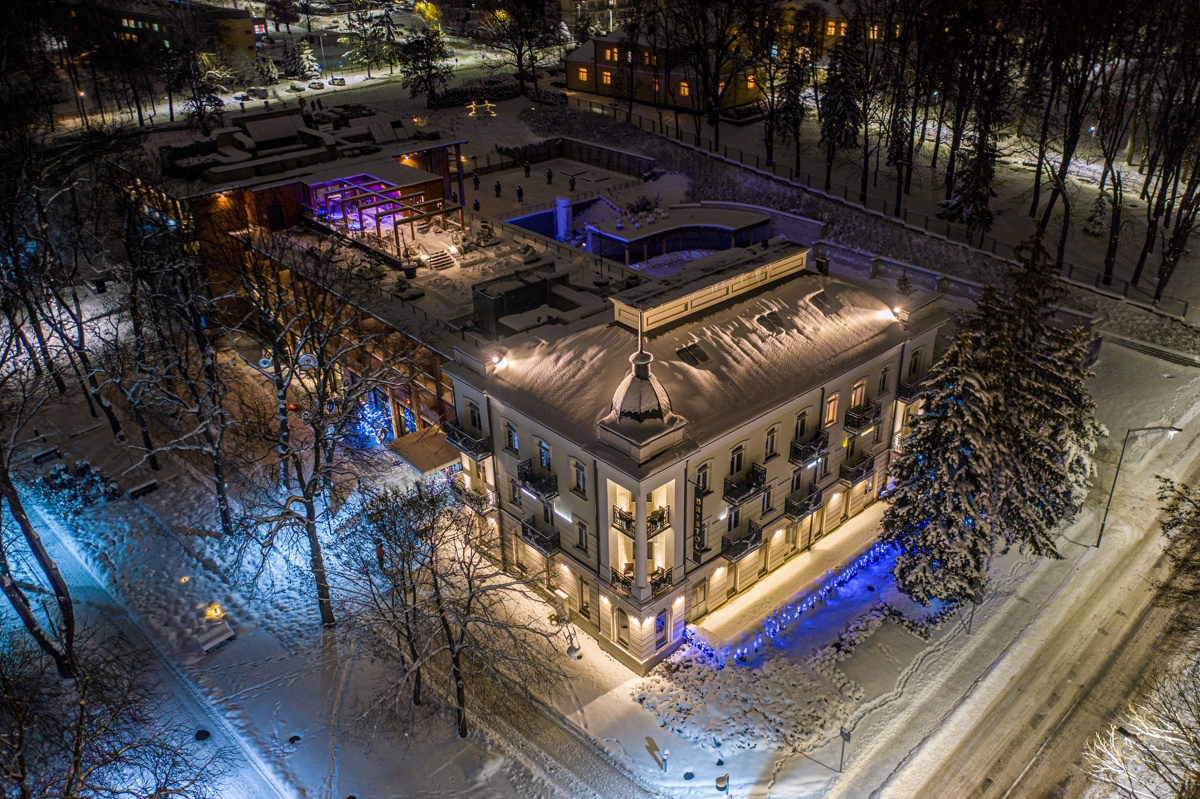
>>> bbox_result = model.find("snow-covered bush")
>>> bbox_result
[35,461,121,516]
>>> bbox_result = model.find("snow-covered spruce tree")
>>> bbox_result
[938,139,997,235]
[282,40,321,79]
[819,27,864,192]
[989,234,1103,557]
[882,323,1000,604]
[1153,478,1200,629]
[253,55,280,85]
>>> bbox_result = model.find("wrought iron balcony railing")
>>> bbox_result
[517,459,559,501]
[609,567,675,598]
[839,455,876,487]
[443,420,492,460]
[647,505,670,536]
[784,487,823,521]
[789,430,829,468]
[450,473,495,514]
[723,463,767,506]
[843,398,882,434]
[520,514,561,556]
[896,379,926,404]
[721,519,764,563]
[612,505,635,534]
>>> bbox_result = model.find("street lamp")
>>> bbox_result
[1116,726,1177,796]
[1097,425,1181,547]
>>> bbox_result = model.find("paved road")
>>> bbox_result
[903,452,1199,799]
[27,502,291,799]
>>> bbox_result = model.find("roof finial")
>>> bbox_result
[637,313,644,355]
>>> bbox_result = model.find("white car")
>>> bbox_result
[309,81,325,90]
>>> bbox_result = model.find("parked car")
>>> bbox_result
[233,92,250,101]
[308,81,325,90]
[288,83,306,92]
[329,76,346,86]
[247,87,269,99]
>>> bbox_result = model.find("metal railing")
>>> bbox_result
[647,505,670,535]
[517,459,559,501]
[844,398,882,434]
[721,519,764,563]
[450,473,496,514]
[839,456,876,487]
[896,379,926,404]
[443,420,492,460]
[723,463,767,506]
[521,514,561,556]
[789,430,829,468]
[784,487,823,522]
[609,566,675,597]
[612,505,635,534]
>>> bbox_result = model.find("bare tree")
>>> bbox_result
[0,624,227,798]
[337,484,566,739]
[228,232,418,628]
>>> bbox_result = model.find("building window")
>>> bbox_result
[825,394,839,426]
[718,81,726,95]
[573,460,586,496]
[679,81,690,97]
[869,24,879,39]
[655,610,668,648]
[510,479,522,507]
[746,74,756,89]
[577,520,589,553]
[616,609,630,646]
[909,349,923,378]
[504,422,518,453]
[728,505,741,532]
[878,367,890,395]
[826,20,837,35]
[604,48,612,60]
[791,467,803,492]
[578,67,588,81]
[765,427,778,459]
[697,463,710,493]
[602,71,612,85]
[643,51,650,64]
[653,79,660,92]
[840,21,849,35]
[539,440,551,469]
[468,401,481,431]
[762,484,774,513]
[729,445,744,476]
[795,410,808,440]
[852,380,866,409]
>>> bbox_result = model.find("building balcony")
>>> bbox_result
[839,455,876,487]
[647,505,670,536]
[517,459,559,501]
[723,463,767,506]
[844,398,882,435]
[896,379,925,404]
[609,566,675,598]
[443,420,492,460]
[721,519,764,563]
[450,473,495,514]
[612,505,635,534]
[789,430,829,468]
[520,514,561,556]
[783,487,823,521]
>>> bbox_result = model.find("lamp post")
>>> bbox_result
[1097,425,1181,547]
[1116,726,1174,796]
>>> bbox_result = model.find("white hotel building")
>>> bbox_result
[443,239,948,673]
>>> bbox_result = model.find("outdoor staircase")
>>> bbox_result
[427,248,457,270]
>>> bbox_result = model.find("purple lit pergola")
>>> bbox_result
[308,173,464,253]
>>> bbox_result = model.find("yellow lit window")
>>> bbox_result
[679,81,689,97]
[869,24,879,40]
[718,81,725,94]
[825,394,839,426]
[602,71,612,85]
[826,20,836,35]
[654,79,660,92]
[840,21,849,35]
[644,51,650,64]
[604,48,612,60]
[578,67,588,81]
[747,74,756,89]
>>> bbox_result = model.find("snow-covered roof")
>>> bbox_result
[463,270,944,476]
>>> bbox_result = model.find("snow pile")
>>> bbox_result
[633,607,891,756]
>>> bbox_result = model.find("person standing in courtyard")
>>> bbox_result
[516,184,524,203]
[495,180,501,198]
[524,159,531,177]
[569,175,576,191]
[473,171,480,191]
[546,167,553,185]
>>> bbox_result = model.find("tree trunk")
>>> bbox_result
[452,649,467,738]
[304,497,337,627]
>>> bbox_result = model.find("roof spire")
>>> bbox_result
[637,312,644,355]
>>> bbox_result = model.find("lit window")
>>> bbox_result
[653,79,660,92]
[718,81,725,94]
[697,463,710,493]
[840,21,849,35]
[825,394,839,426]
[153,23,159,31]
[826,20,836,36]
[539,440,551,469]
[852,380,866,409]
[679,81,689,97]
[644,51,650,64]
[602,71,612,85]
[163,39,169,47]
[578,67,588,81]
[869,24,879,40]
[505,422,519,453]
[746,74,756,89]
